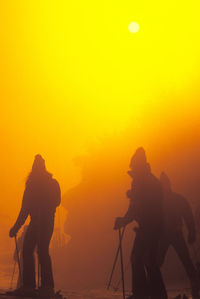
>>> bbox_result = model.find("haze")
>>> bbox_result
[0,0,200,291]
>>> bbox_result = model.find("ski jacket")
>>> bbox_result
[123,173,164,233]
[13,175,61,231]
[163,191,195,236]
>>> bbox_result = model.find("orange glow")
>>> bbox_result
[0,0,200,289]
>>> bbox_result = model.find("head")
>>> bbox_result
[128,147,151,178]
[160,172,171,193]
[31,154,46,173]
[26,154,51,184]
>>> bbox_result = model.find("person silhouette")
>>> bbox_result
[114,147,167,299]
[158,172,199,298]
[9,154,61,297]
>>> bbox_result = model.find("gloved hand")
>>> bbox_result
[114,217,126,230]
[126,189,133,199]
[9,226,18,238]
[188,231,196,244]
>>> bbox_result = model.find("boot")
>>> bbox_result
[183,293,200,299]
[6,287,37,297]
[191,279,200,298]
[38,286,55,297]
[127,295,149,299]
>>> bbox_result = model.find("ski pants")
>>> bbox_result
[22,221,54,289]
[158,231,198,291]
[131,230,167,299]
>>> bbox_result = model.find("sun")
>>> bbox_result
[128,22,140,33]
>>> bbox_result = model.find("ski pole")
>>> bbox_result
[114,260,130,292]
[37,256,40,288]
[107,226,126,290]
[9,261,16,289]
[14,235,22,286]
[119,228,125,299]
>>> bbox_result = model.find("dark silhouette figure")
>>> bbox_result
[114,148,167,299]
[158,172,199,297]
[9,155,61,297]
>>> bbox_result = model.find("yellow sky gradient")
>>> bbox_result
[0,0,200,218]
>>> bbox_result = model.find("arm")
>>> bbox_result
[52,179,61,207]
[9,188,29,237]
[114,198,135,230]
[182,197,196,243]
[122,199,136,224]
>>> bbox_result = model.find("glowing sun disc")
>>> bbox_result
[128,22,140,33]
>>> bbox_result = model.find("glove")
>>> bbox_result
[9,226,18,238]
[114,217,126,230]
[126,189,133,199]
[127,170,134,178]
[188,231,196,244]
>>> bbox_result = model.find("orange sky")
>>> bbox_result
[0,1,200,291]
[0,0,200,218]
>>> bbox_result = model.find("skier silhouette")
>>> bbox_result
[9,154,61,297]
[114,147,167,299]
[158,172,199,298]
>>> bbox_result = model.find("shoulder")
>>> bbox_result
[173,192,186,201]
[46,176,60,192]
[24,180,33,194]
[149,174,162,189]
[172,192,189,206]
[51,178,60,190]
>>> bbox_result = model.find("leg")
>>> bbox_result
[37,223,54,288]
[157,235,170,268]
[172,232,199,296]
[145,235,168,299]
[22,225,37,289]
[131,233,149,298]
